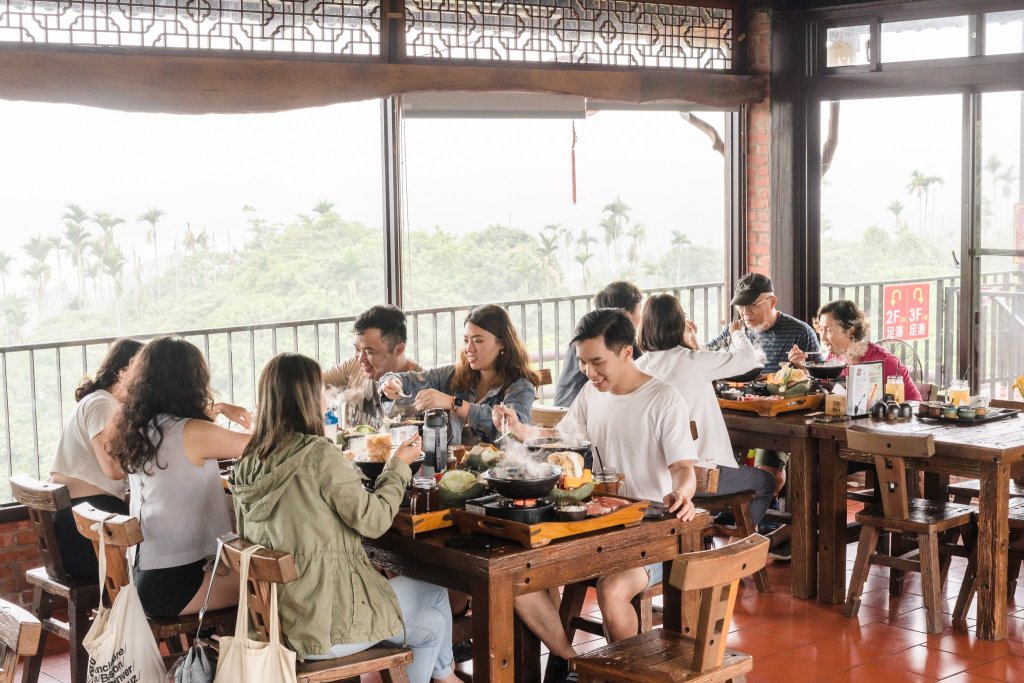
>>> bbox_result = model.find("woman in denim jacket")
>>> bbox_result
[381,304,539,446]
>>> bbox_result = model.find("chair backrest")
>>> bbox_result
[847,427,935,519]
[667,534,769,673]
[0,598,42,683]
[8,475,73,581]
[536,368,553,387]
[918,382,938,402]
[71,503,143,603]
[220,536,297,644]
[992,398,1024,410]
[694,467,719,495]
[877,338,924,383]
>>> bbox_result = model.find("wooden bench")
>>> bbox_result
[0,598,42,683]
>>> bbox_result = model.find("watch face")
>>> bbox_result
[453,398,464,408]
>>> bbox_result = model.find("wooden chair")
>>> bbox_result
[843,428,975,634]
[220,535,412,683]
[570,534,769,683]
[947,399,1024,505]
[953,500,1024,626]
[71,504,237,650]
[0,598,42,683]
[9,475,99,683]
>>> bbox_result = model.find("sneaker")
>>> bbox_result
[544,655,579,683]
[452,639,473,664]
[768,539,792,562]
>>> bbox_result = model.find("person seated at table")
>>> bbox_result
[789,298,922,400]
[323,305,423,430]
[47,338,143,579]
[380,304,540,446]
[106,336,252,618]
[494,308,698,681]
[229,353,461,683]
[635,294,775,527]
[554,280,644,407]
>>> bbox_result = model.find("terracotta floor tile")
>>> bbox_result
[822,660,939,682]
[937,673,1006,682]
[962,654,1024,680]
[925,631,1019,662]
[870,644,977,679]
[749,651,853,681]
[886,607,958,635]
[727,628,802,658]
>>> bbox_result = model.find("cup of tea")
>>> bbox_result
[593,468,623,495]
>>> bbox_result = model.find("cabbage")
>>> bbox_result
[439,470,479,494]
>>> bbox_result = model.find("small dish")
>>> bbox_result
[958,406,977,420]
[554,505,588,522]
[942,404,959,419]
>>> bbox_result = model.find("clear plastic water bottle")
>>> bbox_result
[324,409,339,443]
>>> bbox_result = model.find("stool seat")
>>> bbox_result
[25,567,98,599]
[856,499,975,533]
[948,478,1024,501]
[571,630,752,683]
[296,647,413,681]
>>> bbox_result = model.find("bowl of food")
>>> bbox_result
[483,463,562,499]
[804,360,848,380]
[437,469,487,507]
[523,437,591,468]
[554,505,588,522]
[720,365,764,384]
[354,455,423,481]
[547,452,595,504]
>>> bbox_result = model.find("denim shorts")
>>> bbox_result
[643,561,664,590]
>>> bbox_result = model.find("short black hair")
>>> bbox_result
[353,305,408,350]
[594,281,642,312]
[571,309,636,353]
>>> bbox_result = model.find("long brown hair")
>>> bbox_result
[74,338,144,402]
[106,336,213,475]
[637,294,693,352]
[451,305,540,393]
[242,353,325,461]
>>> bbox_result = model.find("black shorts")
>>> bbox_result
[53,494,129,580]
[133,553,206,618]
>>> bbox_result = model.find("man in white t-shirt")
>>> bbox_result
[495,308,697,680]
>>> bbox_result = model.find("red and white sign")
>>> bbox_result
[882,283,930,341]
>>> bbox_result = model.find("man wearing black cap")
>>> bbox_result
[706,273,820,560]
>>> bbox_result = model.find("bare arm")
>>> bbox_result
[664,460,697,521]
[90,433,125,480]
[182,419,252,467]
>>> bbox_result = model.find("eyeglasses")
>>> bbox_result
[734,296,774,313]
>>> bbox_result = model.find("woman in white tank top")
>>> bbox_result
[105,336,252,618]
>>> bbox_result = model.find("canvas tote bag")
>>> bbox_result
[213,544,297,683]
[82,520,167,683]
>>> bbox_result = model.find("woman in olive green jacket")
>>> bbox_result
[230,353,461,683]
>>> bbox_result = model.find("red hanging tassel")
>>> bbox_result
[571,121,578,206]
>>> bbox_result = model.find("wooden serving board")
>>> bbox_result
[452,497,649,548]
[392,508,455,536]
[717,392,824,417]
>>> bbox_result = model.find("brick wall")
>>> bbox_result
[746,8,772,276]
[0,517,44,608]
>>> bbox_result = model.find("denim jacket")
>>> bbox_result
[379,364,535,445]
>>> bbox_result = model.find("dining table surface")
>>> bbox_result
[364,509,711,683]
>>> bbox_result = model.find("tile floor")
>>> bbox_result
[23,527,1024,682]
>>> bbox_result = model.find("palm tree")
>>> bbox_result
[670,230,692,284]
[184,223,197,255]
[574,252,594,290]
[906,170,929,232]
[626,223,646,276]
[538,232,560,288]
[99,245,127,328]
[601,196,631,264]
[137,207,165,294]
[313,200,335,216]
[575,229,597,288]
[0,251,12,297]
[92,211,125,250]
[3,296,28,344]
[923,175,945,232]
[63,221,92,303]
[22,236,53,309]
[887,200,904,223]
[45,235,66,307]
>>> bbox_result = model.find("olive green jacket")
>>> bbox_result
[229,433,411,660]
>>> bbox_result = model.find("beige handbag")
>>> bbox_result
[213,544,297,683]
[82,522,167,683]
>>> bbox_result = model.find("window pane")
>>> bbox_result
[977,91,1024,400]
[880,17,969,63]
[826,25,871,67]
[985,10,1024,56]
[819,95,962,387]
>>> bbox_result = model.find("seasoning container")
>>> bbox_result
[899,403,914,420]
[958,406,977,420]
[409,477,440,514]
[885,401,900,422]
[928,402,943,418]
[916,402,930,418]
[871,401,888,420]
[942,404,959,420]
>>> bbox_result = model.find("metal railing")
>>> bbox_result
[0,282,724,500]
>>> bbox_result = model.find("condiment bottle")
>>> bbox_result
[409,477,439,514]
[885,376,905,404]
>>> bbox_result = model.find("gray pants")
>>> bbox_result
[695,464,775,527]
[304,575,454,682]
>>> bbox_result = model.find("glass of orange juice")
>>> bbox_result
[947,380,970,406]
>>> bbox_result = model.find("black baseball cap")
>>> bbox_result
[730,273,774,306]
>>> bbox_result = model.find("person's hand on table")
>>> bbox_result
[213,402,253,430]
[787,343,809,368]
[663,490,696,522]
[393,434,422,465]
[412,389,454,412]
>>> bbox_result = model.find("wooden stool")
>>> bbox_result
[9,475,99,683]
[843,428,975,634]
[71,504,237,652]
[220,535,413,682]
[570,534,769,683]
[0,598,43,683]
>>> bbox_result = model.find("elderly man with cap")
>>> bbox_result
[705,273,820,560]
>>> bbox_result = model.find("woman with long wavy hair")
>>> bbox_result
[380,304,539,446]
[105,336,250,617]
[48,338,143,579]
[230,353,461,682]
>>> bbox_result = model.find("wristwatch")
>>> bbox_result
[452,397,464,410]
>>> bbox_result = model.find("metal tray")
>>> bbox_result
[916,407,1021,425]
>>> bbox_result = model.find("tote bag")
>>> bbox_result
[82,522,167,683]
[213,544,297,683]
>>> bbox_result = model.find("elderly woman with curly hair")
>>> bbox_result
[105,336,252,618]
[789,299,921,401]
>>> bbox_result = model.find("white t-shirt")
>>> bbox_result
[49,389,125,499]
[561,375,697,502]
[636,331,760,470]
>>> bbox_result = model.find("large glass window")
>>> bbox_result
[880,16,969,63]
[819,95,962,388]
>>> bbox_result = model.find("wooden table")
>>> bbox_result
[364,511,710,683]
[722,410,818,599]
[812,415,1024,640]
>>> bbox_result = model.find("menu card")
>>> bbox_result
[846,361,883,417]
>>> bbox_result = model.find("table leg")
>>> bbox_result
[817,438,848,604]
[513,615,541,683]
[471,574,516,683]
[789,436,817,599]
[975,462,1010,641]
[664,523,701,633]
